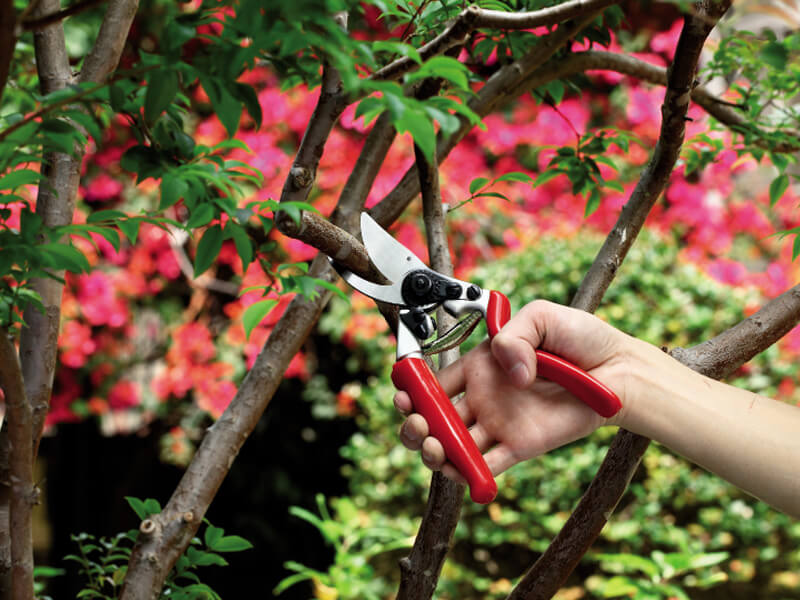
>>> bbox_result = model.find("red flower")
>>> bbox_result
[108,379,140,410]
[83,173,123,203]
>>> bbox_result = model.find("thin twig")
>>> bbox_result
[20,0,106,30]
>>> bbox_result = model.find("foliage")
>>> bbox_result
[289,229,800,599]
[34,497,253,600]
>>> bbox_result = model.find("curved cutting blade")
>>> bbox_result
[328,258,406,305]
[361,213,429,283]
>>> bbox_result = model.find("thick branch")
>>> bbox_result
[396,145,464,600]
[0,333,34,600]
[120,19,399,597]
[78,0,139,83]
[275,57,348,237]
[671,284,800,379]
[508,3,732,599]
[571,3,729,313]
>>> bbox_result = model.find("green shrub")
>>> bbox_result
[286,230,800,599]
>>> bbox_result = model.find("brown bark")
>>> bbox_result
[0,0,15,106]
[0,333,34,600]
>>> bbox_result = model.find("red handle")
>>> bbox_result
[392,357,498,504]
[487,292,622,418]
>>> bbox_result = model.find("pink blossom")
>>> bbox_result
[83,173,123,203]
[59,320,97,368]
[108,379,140,410]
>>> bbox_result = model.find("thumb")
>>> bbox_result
[490,300,551,388]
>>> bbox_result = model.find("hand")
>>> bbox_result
[395,300,635,483]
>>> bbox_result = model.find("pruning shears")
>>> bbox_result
[329,213,621,504]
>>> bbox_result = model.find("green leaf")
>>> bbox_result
[117,218,141,245]
[210,535,253,553]
[242,298,278,338]
[144,70,180,124]
[201,77,242,137]
[227,222,253,271]
[793,233,800,261]
[594,552,660,578]
[187,203,215,229]
[194,224,223,277]
[86,209,128,224]
[160,173,189,210]
[769,174,789,206]
[39,242,90,273]
[469,177,489,195]
[233,82,262,129]
[761,41,788,71]
[124,496,148,520]
[396,112,435,164]
[494,171,532,184]
[204,525,224,549]
[585,187,601,217]
[0,168,42,190]
[533,169,564,188]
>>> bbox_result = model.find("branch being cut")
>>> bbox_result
[396,144,464,600]
[508,3,732,599]
[0,332,34,600]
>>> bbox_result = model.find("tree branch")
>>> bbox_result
[0,0,15,106]
[0,332,34,600]
[78,0,139,83]
[396,144,464,600]
[370,0,621,82]
[21,0,107,30]
[671,284,800,379]
[508,3,732,599]
[522,50,800,152]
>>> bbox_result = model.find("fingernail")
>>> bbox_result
[509,362,529,387]
[403,426,419,443]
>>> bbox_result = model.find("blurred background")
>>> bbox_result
[5,0,800,598]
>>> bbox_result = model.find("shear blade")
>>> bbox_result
[361,213,429,284]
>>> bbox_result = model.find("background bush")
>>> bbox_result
[286,228,800,600]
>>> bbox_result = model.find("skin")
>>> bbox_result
[395,300,800,517]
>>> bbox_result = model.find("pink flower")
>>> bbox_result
[59,320,97,368]
[108,379,140,410]
[83,173,123,203]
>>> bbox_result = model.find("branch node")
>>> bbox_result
[139,519,157,536]
[290,166,312,190]
[182,512,194,523]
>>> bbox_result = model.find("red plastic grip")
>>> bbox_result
[487,291,511,338]
[485,291,620,418]
[392,357,497,504]
[534,350,622,418]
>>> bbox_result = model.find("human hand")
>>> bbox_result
[395,300,636,483]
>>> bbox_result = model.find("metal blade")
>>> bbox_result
[361,213,429,283]
[327,258,406,305]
